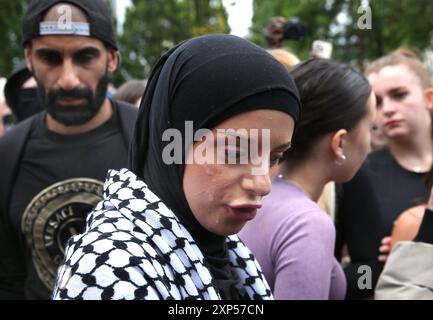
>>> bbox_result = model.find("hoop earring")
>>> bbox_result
[335,154,347,166]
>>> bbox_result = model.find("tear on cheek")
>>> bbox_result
[214,213,221,226]
[203,163,225,177]
[206,190,215,202]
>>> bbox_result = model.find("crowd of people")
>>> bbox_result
[1,0,433,300]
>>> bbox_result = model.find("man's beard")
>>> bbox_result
[36,72,110,126]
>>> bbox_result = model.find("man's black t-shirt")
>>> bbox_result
[336,147,429,299]
[9,103,128,299]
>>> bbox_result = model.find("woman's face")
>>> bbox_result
[338,92,376,182]
[367,64,432,141]
[183,109,295,236]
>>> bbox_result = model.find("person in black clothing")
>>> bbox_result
[0,0,137,299]
[376,166,433,299]
[336,51,433,299]
[4,61,42,123]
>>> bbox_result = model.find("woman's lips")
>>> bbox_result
[385,119,402,128]
[227,204,261,221]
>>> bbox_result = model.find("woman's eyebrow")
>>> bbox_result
[223,130,249,140]
[388,87,406,93]
[274,142,292,151]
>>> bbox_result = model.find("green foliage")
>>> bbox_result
[0,0,228,86]
[250,0,433,70]
[0,0,28,78]
[104,0,118,34]
[115,0,229,85]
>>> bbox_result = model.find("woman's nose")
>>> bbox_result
[242,172,272,197]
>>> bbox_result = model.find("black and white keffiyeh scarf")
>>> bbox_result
[53,169,273,300]
[126,34,299,299]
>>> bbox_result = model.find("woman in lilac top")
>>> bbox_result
[239,59,377,300]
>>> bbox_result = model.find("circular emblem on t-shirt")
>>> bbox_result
[21,178,104,290]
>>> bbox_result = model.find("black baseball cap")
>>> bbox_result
[22,0,118,50]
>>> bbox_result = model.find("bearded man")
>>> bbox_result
[0,0,138,299]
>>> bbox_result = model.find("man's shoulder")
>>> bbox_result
[0,115,39,157]
[111,100,138,143]
[112,99,138,118]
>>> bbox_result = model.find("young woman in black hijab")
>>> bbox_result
[53,34,300,300]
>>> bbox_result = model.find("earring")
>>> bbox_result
[336,154,346,166]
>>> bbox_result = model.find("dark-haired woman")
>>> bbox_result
[52,34,301,300]
[239,59,376,300]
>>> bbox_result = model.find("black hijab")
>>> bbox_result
[129,34,300,299]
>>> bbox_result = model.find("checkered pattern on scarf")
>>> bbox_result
[52,169,273,300]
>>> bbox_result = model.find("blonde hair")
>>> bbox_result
[267,49,300,70]
[365,49,433,89]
